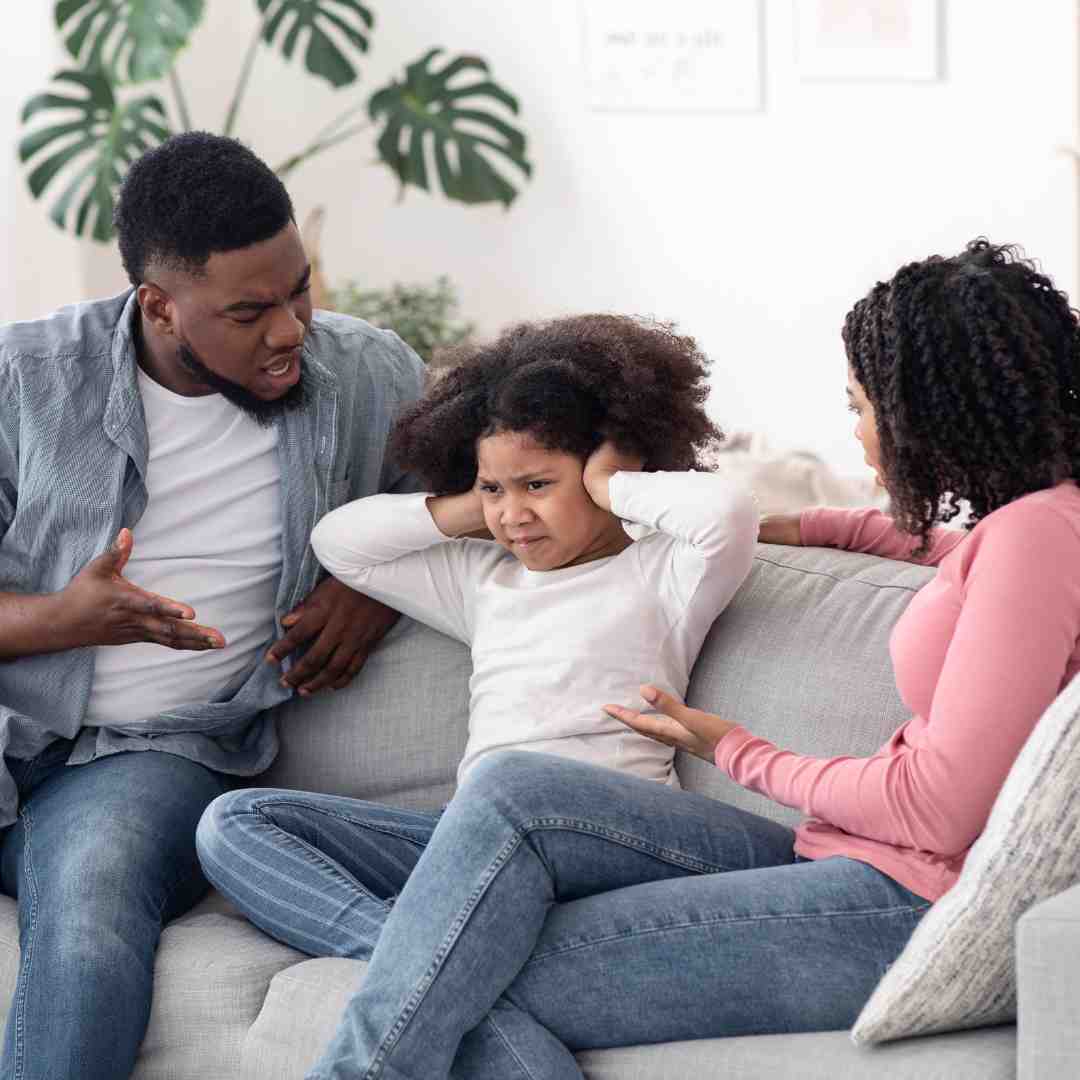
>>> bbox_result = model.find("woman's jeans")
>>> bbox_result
[199,752,932,1080]
[0,740,229,1080]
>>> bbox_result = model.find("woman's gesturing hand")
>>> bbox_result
[603,686,739,762]
[582,441,644,511]
[757,513,803,546]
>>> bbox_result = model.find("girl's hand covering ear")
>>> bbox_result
[603,686,739,762]
[582,441,645,511]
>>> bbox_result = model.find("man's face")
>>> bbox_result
[153,222,314,418]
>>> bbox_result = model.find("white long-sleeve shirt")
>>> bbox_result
[311,471,757,785]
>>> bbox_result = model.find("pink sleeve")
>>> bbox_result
[800,507,965,567]
[717,505,1080,856]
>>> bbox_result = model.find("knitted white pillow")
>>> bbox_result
[851,673,1080,1044]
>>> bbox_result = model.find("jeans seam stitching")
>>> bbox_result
[524,902,930,966]
[485,1013,539,1080]
[362,831,527,1079]
[249,808,401,901]
[522,817,733,875]
[249,799,434,845]
[11,806,39,1080]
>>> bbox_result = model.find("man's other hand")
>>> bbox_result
[265,576,400,695]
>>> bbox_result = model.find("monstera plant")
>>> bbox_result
[19,0,532,242]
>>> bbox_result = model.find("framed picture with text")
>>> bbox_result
[582,0,764,112]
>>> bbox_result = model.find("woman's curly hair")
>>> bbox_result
[390,314,722,493]
[844,238,1080,549]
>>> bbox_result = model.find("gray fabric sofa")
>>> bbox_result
[0,542,1068,1077]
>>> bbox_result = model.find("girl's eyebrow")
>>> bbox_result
[475,472,551,486]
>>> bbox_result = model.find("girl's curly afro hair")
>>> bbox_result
[391,314,722,494]
[844,238,1080,549]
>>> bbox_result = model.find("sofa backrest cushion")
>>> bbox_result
[678,544,934,825]
[261,544,935,821]
[259,616,470,809]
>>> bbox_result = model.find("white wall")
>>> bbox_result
[3,1,1077,474]
[1,10,82,325]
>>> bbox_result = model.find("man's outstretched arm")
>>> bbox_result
[0,528,224,660]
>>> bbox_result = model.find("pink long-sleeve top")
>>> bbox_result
[714,482,1080,901]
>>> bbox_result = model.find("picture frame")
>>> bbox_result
[581,0,764,113]
[794,0,943,82]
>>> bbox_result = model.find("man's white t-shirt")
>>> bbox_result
[311,471,757,785]
[84,370,283,726]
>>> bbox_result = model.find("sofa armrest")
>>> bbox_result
[1016,881,1080,1079]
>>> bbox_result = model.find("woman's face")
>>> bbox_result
[847,369,884,486]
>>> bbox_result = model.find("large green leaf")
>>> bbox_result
[55,0,204,85]
[256,0,373,89]
[19,69,172,242]
[368,49,532,207]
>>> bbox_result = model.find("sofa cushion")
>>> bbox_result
[680,544,933,824]
[851,665,1080,1044]
[239,955,1015,1079]
[0,892,305,1079]
[260,615,470,810]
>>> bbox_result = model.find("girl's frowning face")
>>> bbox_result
[475,431,631,571]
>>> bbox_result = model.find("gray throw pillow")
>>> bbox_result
[851,673,1080,1043]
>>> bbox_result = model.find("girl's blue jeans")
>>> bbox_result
[0,739,229,1080]
[197,751,932,1080]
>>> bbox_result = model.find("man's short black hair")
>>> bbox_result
[114,132,294,286]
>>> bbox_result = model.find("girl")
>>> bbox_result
[301,240,1080,1080]
[196,313,758,1065]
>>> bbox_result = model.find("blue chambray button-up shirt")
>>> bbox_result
[0,290,425,827]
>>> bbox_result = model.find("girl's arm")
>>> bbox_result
[310,491,497,644]
[601,468,759,614]
[798,506,965,566]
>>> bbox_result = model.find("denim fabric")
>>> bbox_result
[197,787,443,959]
[197,789,582,1080]
[0,290,425,828]
[0,742,229,1079]
[300,752,931,1080]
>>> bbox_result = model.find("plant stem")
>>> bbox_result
[273,120,372,178]
[168,68,192,132]
[223,20,266,137]
[312,101,369,145]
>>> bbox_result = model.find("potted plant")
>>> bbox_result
[18,1,533,243]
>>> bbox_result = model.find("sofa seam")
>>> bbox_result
[752,553,926,593]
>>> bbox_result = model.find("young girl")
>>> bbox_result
[196,314,757,1016]
[299,239,1080,1080]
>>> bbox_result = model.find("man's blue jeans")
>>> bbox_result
[0,739,229,1080]
[199,751,932,1080]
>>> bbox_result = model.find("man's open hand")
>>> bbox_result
[57,528,225,651]
[265,576,400,695]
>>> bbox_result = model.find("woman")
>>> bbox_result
[303,239,1080,1080]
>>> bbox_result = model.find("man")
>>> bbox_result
[0,132,424,1079]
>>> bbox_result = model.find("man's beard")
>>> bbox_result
[176,341,309,427]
